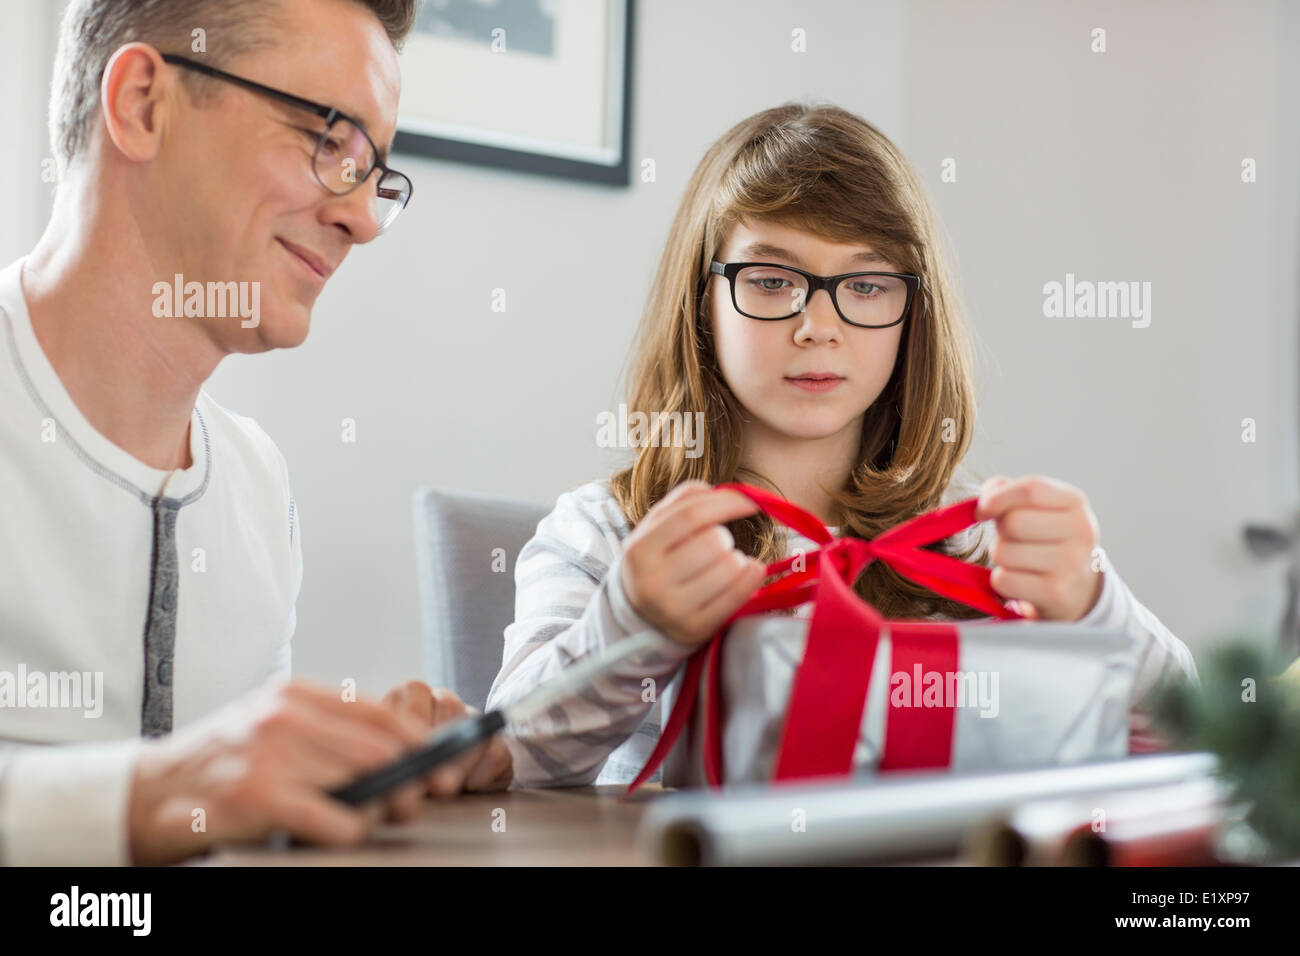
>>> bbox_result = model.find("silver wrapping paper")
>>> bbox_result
[661,617,1137,787]
[640,752,1218,865]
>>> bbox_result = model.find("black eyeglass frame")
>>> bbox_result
[160,53,412,229]
[708,260,920,329]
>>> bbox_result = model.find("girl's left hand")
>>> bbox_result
[974,474,1104,621]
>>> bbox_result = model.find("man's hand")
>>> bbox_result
[975,474,1105,621]
[381,681,514,796]
[127,680,430,865]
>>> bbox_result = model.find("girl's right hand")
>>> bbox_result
[619,481,767,647]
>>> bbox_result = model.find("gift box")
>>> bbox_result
[628,483,1138,792]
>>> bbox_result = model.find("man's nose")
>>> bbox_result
[322,178,382,244]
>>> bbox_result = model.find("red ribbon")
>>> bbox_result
[626,482,1022,795]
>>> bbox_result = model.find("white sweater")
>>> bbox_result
[486,479,1200,788]
[0,258,301,864]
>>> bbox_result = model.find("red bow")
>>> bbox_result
[625,482,1022,794]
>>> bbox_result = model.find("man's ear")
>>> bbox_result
[99,42,172,163]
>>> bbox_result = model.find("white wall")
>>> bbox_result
[5,1,1297,698]
[903,0,1300,652]
[0,0,59,263]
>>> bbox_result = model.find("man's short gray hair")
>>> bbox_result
[49,0,415,173]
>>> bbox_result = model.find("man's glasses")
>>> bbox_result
[161,54,413,235]
[709,261,920,329]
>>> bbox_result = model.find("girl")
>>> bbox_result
[484,103,1198,787]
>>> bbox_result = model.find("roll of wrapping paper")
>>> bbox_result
[637,752,1218,866]
[1059,800,1230,867]
[967,776,1232,866]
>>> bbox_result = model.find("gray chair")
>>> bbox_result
[412,488,550,711]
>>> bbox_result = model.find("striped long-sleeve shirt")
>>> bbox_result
[486,479,1200,787]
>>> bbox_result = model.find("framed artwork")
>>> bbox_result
[393,0,635,186]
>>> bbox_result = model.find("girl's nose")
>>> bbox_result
[793,288,843,345]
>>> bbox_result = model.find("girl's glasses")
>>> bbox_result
[161,54,413,235]
[709,260,919,329]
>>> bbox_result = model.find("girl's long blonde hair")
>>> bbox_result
[610,103,987,620]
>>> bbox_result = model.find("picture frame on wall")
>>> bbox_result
[393,0,635,187]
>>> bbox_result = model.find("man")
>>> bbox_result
[0,0,510,866]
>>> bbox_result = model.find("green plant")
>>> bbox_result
[1152,639,1300,856]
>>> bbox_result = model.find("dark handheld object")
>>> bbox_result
[329,710,507,806]
[266,633,662,847]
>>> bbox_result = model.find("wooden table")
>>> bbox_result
[203,783,968,866]
[206,785,666,866]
